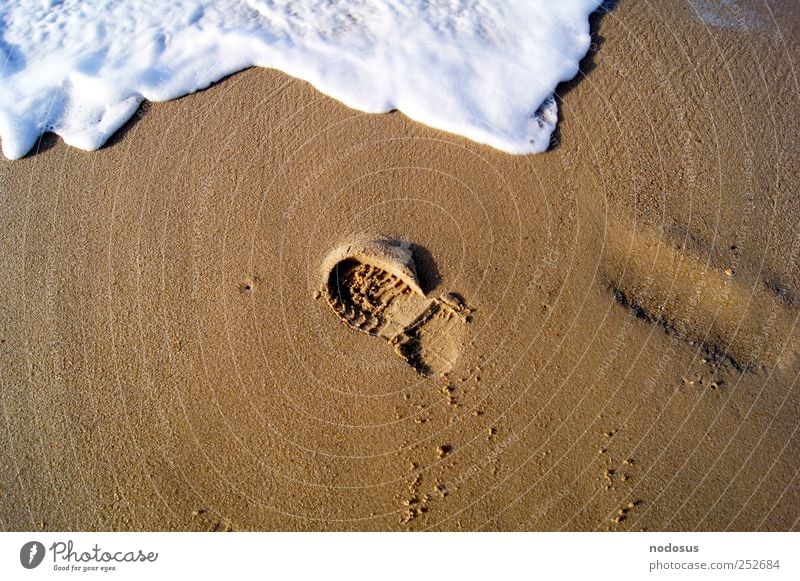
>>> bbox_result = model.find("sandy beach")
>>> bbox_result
[1,1,799,531]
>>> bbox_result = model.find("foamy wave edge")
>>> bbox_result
[0,0,602,160]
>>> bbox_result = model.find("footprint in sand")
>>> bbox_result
[602,219,800,372]
[319,239,472,376]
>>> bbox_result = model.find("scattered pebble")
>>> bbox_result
[611,499,642,526]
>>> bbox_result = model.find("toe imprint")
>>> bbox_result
[320,239,471,376]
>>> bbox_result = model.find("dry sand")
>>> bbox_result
[1,1,799,531]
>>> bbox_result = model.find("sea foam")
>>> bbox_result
[0,0,602,160]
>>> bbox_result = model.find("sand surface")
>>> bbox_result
[1,1,799,531]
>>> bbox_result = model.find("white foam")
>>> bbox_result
[0,0,602,160]
[689,0,764,31]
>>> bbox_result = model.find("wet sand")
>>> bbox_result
[1,1,799,531]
